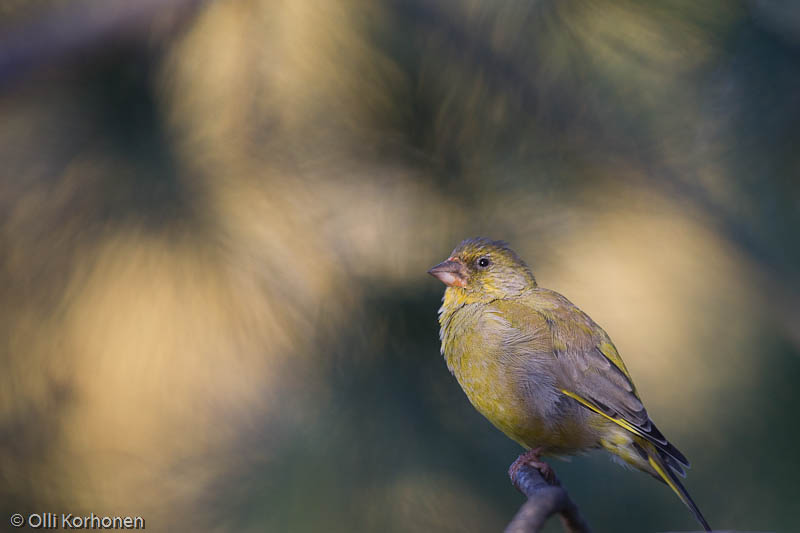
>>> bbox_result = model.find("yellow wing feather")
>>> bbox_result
[559,389,645,437]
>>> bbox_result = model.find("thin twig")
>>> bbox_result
[505,462,592,533]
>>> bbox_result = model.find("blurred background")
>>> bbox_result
[1,1,799,531]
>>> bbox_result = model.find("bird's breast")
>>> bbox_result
[440,304,599,454]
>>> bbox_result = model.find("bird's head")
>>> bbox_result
[428,238,537,301]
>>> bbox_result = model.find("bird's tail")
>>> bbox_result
[640,438,712,532]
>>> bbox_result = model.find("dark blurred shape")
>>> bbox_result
[750,0,800,45]
[0,0,206,89]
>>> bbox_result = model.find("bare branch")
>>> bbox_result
[505,462,592,533]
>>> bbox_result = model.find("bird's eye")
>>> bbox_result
[477,257,491,269]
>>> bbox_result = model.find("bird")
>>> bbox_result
[428,237,711,532]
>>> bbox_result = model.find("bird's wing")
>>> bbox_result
[501,293,689,469]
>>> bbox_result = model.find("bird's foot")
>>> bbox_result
[528,459,557,485]
[509,447,559,490]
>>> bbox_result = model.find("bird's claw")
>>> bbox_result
[509,447,559,491]
[528,459,557,485]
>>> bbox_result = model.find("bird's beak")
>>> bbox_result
[428,257,468,288]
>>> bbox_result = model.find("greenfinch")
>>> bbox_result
[429,237,710,531]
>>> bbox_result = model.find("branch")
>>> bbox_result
[505,462,592,533]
